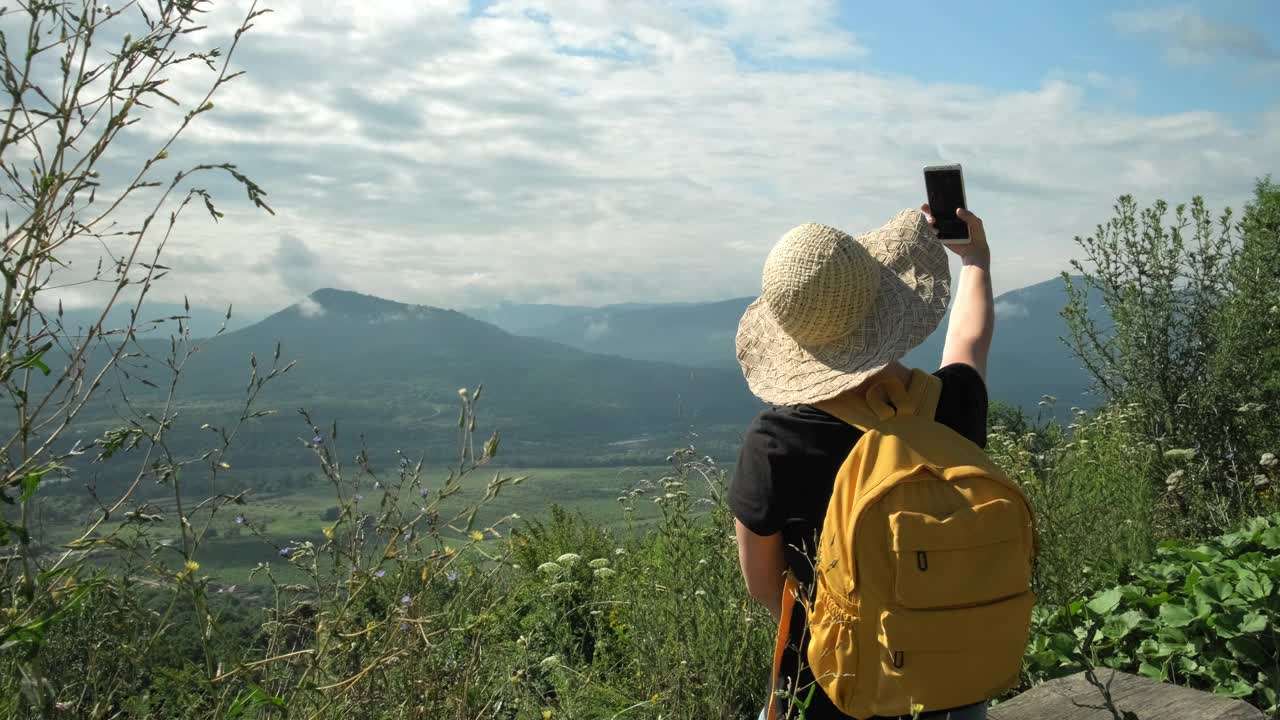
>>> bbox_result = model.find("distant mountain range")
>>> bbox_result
[462,276,1103,415]
[54,290,761,479]
[39,277,1102,489]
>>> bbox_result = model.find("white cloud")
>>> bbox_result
[994,300,1030,320]
[1110,6,1279,66]
[28,1,1280,316]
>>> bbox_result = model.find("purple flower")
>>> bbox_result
[374,569,386,578]
[312,434,323,444]
[279,547,291,557]
[446,570,459,582]
[401,594,411,604]
[419,488,429,497]
[234,515,244,525]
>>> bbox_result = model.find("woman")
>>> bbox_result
[731,203,994,720]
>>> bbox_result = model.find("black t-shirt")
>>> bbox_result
[729,363,989,720]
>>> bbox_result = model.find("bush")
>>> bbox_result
[1025,513,1280,716]
[989,403,1158,606]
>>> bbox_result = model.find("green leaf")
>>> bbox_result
[1226,637,1269,667]
[1159,603,1196,628]
[19,469,47,502]
[1138,661,1166,680]
[1196,576,1235,605]
[1239,612,1268,633]
[1235,570,1273,601]
[1259,526,1280,550]
[1087,587,1123,615]
[1102,610,1145,640]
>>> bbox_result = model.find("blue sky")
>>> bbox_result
[38,1,1280,313]
[837,1,1278,119]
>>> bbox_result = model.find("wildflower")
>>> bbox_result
[593,568,616,579]
[374,569,386,578]
[556,553,581,566]
[322,526,335,540]
[615,548,626,556]
[184,560,200,573]
[446,570,459,582]
[542,711,553,720]
[401,594,411,604]
[540,655,560,669]
[279,547,291,557]
[538,562,562,575]
[1261,453,1278,468]
[374,481,382,489]
[443,545,456,556]
[419,487,429,497]
[588,558,609,569]
[1255,475,1271,488]
[698,558,708,565]
[312,434,323,444]
[550,581,578,592]
[355,494,363,502]
[234,515,244,525]
[218,461,231,470]
[694,589,706,597]
[470,530,484,542]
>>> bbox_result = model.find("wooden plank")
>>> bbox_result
[989,670,1266,720]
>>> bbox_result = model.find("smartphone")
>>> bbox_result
[923,164,969,243]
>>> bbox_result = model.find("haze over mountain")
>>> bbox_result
[59,289,762,483]
[464,276,1103,415]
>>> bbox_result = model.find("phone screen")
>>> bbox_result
[924,166,968,240]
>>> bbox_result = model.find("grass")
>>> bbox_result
[29,465,674,583]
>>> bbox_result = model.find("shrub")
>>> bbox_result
[1026,513,1280,716]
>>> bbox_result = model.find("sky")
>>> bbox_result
[32,0,1280,315]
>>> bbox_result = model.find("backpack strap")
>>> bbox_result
[816,369,942,429]
[767,573,800,720]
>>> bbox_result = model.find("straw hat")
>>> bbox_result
[736,209,950,406]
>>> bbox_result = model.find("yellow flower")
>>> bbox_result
[470,530,484,542]
[322,526,335,540]
[421,566,429,583]
[184,560,200,572]
[542,711,553,720]
[444,545,456,556]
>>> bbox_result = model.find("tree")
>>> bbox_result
[0,1,280,712]
[1062,184,1280,534]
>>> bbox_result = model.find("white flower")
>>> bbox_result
[537,562,562,575]
[593,568,617,579]
[614,548,627,556]
[540,655,560,669]
[694,589,707,597]
[1261,453,1277,468]
[556,553,581,566]
[550,581,578,593]
[698,559,708,565]
[588,558,609,569]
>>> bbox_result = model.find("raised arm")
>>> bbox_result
[923,204,993,378]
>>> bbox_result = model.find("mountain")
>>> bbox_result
[461,301,664,336]
[509,298,754,369]
[471,277,1104,415]
[58,289,762,481]
[903,276,1103,414]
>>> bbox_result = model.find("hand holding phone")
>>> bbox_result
[921,202,989,266]
[923,164,969,243]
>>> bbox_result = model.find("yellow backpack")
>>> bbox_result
[768,369,1036,720]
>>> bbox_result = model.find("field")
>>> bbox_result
[29,465,681,583]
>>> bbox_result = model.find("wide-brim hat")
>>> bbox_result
[736,209,950,406]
